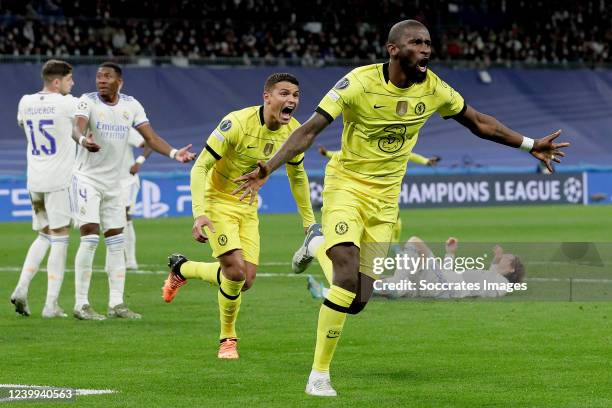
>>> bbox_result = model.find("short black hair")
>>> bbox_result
[99,61,122,77]
[387,19,427,44]
[264,73,299,92]
[41,59,72,83]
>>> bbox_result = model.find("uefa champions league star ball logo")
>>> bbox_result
[220,119,232,132]
[563,177,582,203]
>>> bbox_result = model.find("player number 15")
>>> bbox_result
[26,119,56,156]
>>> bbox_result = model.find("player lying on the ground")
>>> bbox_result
[11,60,76,318]
[162,73,316,360]
[319,145,441,166]
[302,235,526,299]
[233,20,569,397]
[71,62,195,321]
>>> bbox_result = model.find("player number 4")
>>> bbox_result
[26,119,56,156]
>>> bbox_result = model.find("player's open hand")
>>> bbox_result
[192,215,215,243]
[175,144,196,163]
[82,135,100,152]
[531,130,570,172]
[129,162,141,175]
[232,161,270,205]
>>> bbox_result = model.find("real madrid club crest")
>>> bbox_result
[123,111,130,121]
[396,101,408,116]
[263,142,274,156]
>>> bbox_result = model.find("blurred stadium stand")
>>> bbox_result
[1,64,611,175]
[0,0,610,65]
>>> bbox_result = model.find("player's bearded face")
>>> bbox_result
[397,31,431,84]
[265,81,300,124]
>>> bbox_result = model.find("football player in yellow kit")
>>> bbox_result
[235,20,569,396]
[163,73,315,359]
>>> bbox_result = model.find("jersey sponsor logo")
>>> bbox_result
[218,234,228,246]
[263,142,274,156]
[335,221,348,235]
[378,124,407,153]
[415,102,426,115]
[334,77,350,90]
[396,101,408,116]
[219,119,232,132]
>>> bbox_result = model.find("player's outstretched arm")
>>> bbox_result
[232,112,330,203]
[136,123,196,163]
[72,116,100,152]
[454,105,570,172]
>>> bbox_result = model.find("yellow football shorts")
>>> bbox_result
[321,185,398,279]
[204,199,260,265]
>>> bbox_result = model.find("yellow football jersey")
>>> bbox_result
[317,63,465,200]
[205,105,304,199]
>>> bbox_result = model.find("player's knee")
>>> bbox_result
[408,236,422,243]
[347,299,369,315]
[50,226,69,235]
[242,276,255,291]
[80,223,100,236]
[219,252,247,282]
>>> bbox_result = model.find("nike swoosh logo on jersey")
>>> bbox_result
[247,145,256,149]
[373,104,386,109]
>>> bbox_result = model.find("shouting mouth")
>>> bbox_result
[417,58,429,73]
[280,105,295,121]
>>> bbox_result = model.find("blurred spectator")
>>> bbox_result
[0,0,610,65]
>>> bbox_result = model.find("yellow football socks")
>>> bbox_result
[218,275,245,340]
[180,261,221,285]
[312,285,356,372]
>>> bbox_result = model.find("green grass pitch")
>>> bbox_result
[1,205,612,407]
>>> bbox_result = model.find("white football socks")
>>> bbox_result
[14,232,51,297]
[124,220,137,268]
[45,235,69,307]
[105,234,126,308]
[75,234,99,309]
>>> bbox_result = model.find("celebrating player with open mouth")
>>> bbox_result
[162,73,316,359]
[233,20,570,397]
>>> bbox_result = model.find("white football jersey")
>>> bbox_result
[17,92,78,192]
[73,92,149,191]
[120,128,145,183]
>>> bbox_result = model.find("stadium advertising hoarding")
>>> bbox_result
[0,171,595,221]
